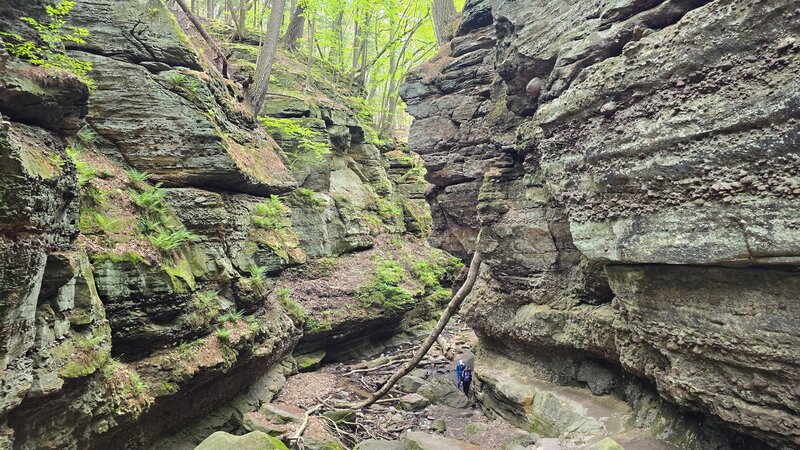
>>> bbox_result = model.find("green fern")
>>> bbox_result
[126,169,151,183]
[147,227,197,252]
[248,264,268,284]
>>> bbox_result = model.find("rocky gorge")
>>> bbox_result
[0,0,798,449]
[0,0,460,448]
[401,0,800,449]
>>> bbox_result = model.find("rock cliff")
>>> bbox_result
[0,1,455,448]
[402,0,799,448]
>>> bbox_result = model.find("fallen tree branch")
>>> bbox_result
[173,0,229,78]
[344,358,410,376]
[288,400,325,449]
[356,232,483,409]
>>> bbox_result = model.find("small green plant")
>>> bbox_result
[306,318,333,333]
[0,1,95,90]
[376,197,403,221]
[259,116,331,169]
[168,72,201,93]
[93,212,121,233]
[126,169,151,183]
[251,195,290,230]
[77,126,99,145]
[189,290,220,328]
[129,183,166,212]
[248,264,268,284]
[216,328,232,342]
[219,309,244,323]
[293,188,325,208]
[276,288,306,324]
[66,147,96,186]
[357,260,414,311]
[245,315,260,332]
[147,227,197,252]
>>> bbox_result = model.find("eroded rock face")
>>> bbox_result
[0,1,442,449]
[402,0,800,448]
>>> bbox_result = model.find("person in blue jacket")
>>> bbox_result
[462,368,473,396]
[456,359,465,387]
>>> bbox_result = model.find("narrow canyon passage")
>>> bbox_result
[0,0,798,449]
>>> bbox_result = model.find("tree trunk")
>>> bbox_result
[432,0,456,45]
[356,12,369,87]
[250,0,287,115]
[305,13,315,88]
[358,241,483,409]
[206,0,214,18]
[351,12,360,70]
[191,0,197,13]
[283,2,305,52]
[174,0,229,78]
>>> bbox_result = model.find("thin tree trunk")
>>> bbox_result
[174,0,229,78]
[332,11,343,69]
[358,242,483,409]
[305,13,315,88]
[351,13,360,70]
[251,0,287,115]
[206,0,214,18]
[432,0,456,45]
[283,2,305,52]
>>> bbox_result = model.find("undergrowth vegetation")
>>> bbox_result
[259,117,331,169]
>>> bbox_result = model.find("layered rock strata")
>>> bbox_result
[402,0,800,448]
[0,0,446,448]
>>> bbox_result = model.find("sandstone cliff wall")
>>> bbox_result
[402,1,800,448]
[0,1,451,448]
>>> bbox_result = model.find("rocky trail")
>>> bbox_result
[198,317,688,450]
[227,317,532,449]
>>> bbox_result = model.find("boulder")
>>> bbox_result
[417,376,469,408]
[397,375,425,393]
[354,439,404,450]
[402,431,483,450]
[398,393,430,411]
[585,437,624,450]
[195,431,288,450]
[260,403,303,424]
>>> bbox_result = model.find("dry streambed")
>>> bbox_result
[197,317,532,450]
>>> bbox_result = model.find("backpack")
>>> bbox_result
[463,370,472,383]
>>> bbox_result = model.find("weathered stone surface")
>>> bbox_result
[417,376,469,408]
[354,439,404,450]
[398,393,431,411]
[397,375,425,393]
[402,431,483,450]
[79,52,295,196]
[0,61,90,132]
[195,431,288,450]
[402,0,800,448]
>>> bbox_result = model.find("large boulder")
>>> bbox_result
[417,376,469,408]
[195,431,288,450]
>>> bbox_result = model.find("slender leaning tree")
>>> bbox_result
[250,0,287,116]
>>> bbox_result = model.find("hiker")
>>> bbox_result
[462,368,473,396]
[456,359,465,387]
